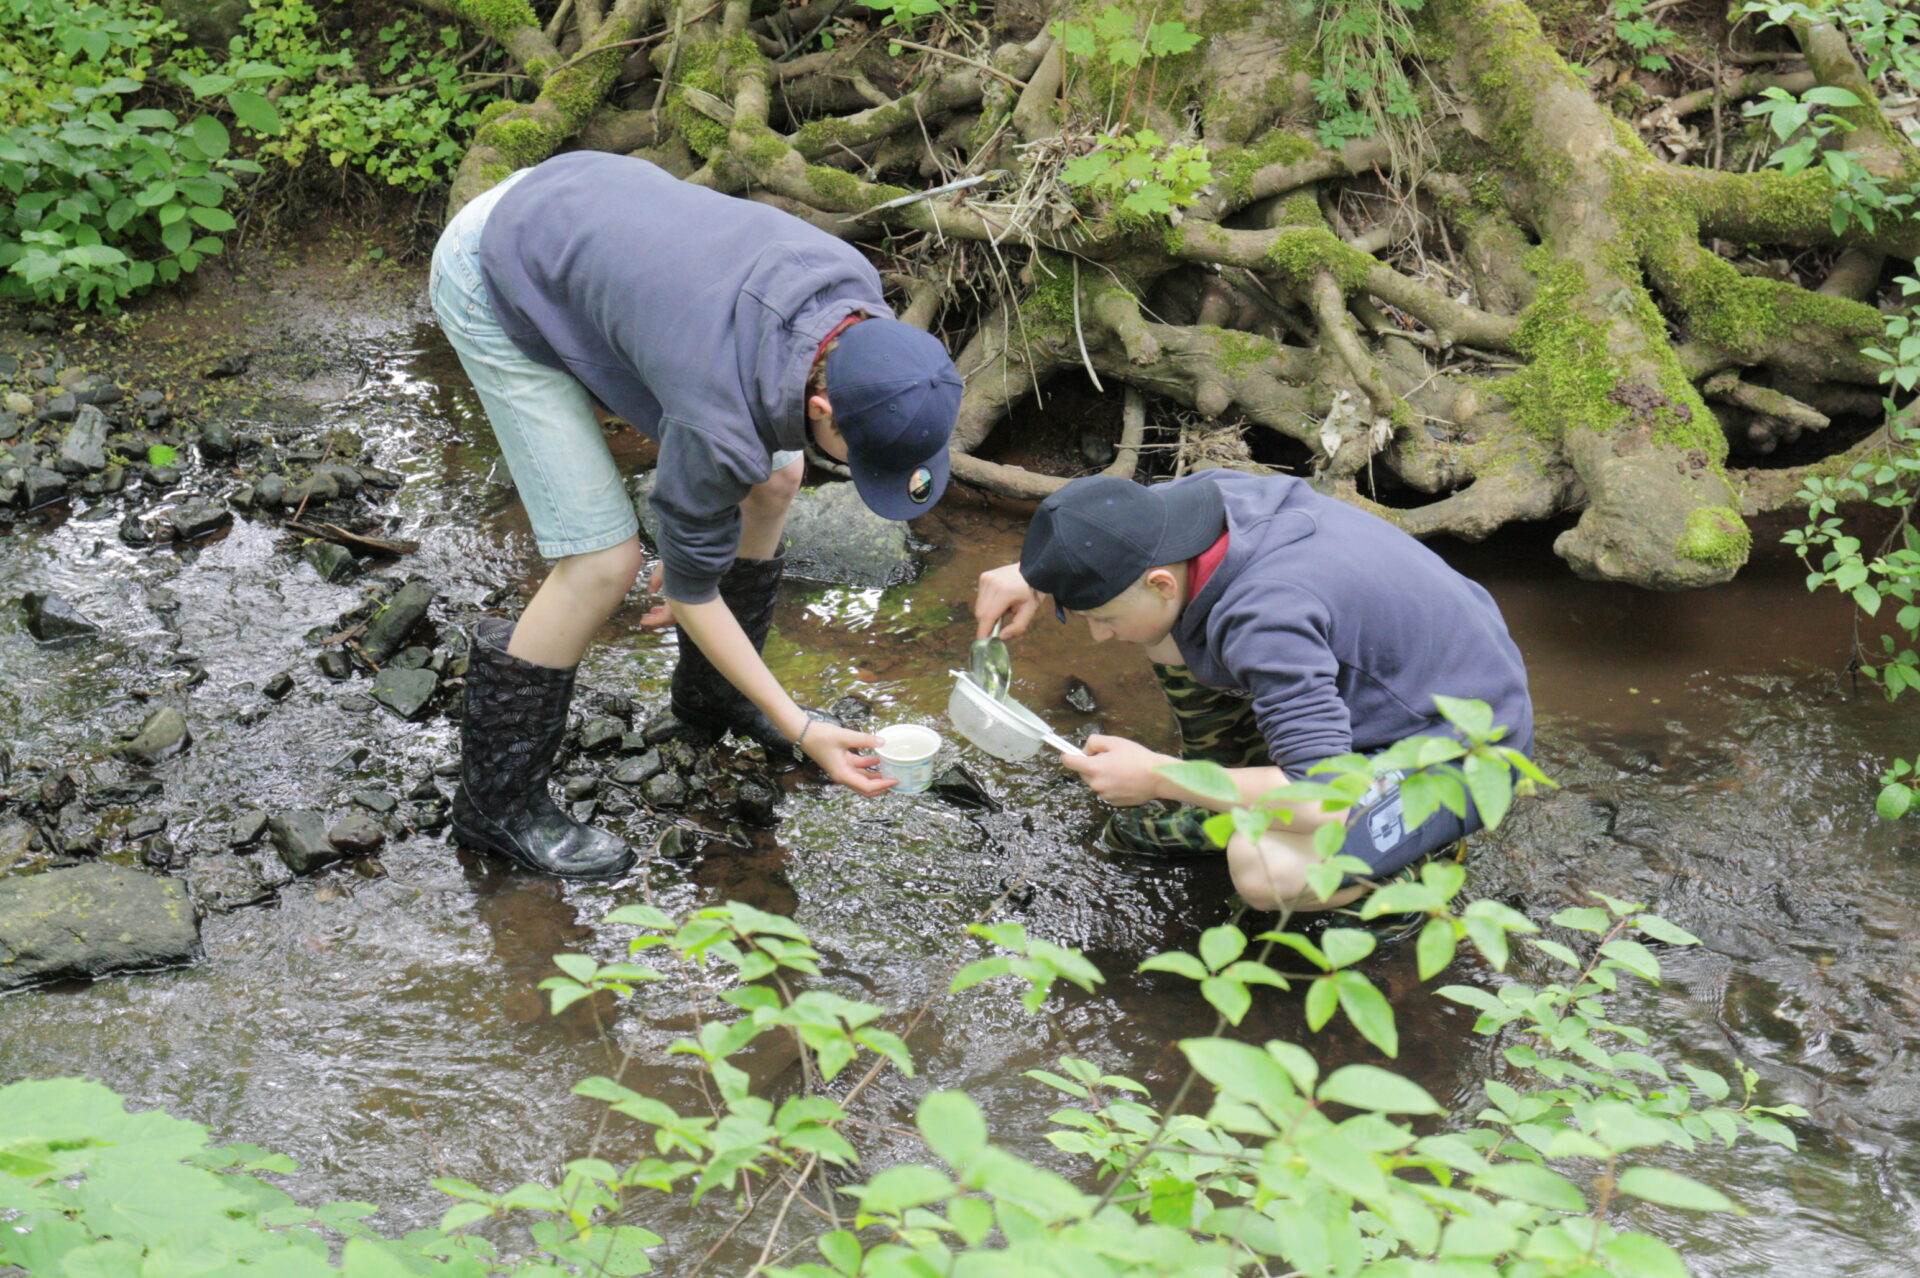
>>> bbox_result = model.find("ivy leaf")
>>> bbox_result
[227,90,283,136]
[1334,970,1398,1057]
[1415,916,1457,980]
[1198,924,1247,972]
[1200,976,1251,1025]
[1139,951,1208,981]
[916,1091,987,1169]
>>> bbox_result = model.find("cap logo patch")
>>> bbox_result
[908,466,934,504]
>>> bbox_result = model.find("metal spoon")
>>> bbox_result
[969,618,1012,702]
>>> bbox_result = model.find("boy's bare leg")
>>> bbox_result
[1225,827,1370,913]
[508,537,646,668]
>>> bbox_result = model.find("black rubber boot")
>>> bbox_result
[451,617,635,879]
[668,549,807,755]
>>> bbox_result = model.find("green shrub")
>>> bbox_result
[0,0,502,312]
[0,0,258,310]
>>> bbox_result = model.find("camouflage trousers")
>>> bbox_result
[1099,664,1270,860]
[1103,665,1468,902]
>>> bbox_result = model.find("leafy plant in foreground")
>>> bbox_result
[0,703,1803,1275]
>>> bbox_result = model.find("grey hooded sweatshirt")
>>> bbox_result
[478,151,893,602]
[1168,471,1533,773]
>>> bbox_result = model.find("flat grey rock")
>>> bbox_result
[270,809,339,875]
[370,666,438,720]
[0,864,199,990]
[169,500,231,540]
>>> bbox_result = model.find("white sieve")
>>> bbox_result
[947,672,1086,763]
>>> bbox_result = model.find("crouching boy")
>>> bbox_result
[973,472,1532,915]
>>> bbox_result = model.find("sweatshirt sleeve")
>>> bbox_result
[650,420,760,603]
[1210,578,1353,775]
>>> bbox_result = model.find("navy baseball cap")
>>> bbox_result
[825,317,962,521]
[1021,476,1227,619]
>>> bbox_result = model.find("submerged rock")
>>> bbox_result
[641,771,689,808]
[303,540,355,582]
[269,810,339,874]
[169,500,231,540]
[187,856,276,913]
[117,707,190,765]
[370,666,438,720]
[612,751,664,787]
[635,472,920,588]
[930,762,1000,812]
[23,466,68,508]
[578,717,624,752]
[360,580,434,663]
[1063,677,1099,715]
[21,591,100,644]
[0,863,199,990]
[230,809,269,847]
[327,813,385,856]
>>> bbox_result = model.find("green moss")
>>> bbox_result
[1209,326,1282,373]
[1214,129,1318,207]
[1021,251,1080,334]
[665,33,762,159]
[449,0,538,40]
[1163,222,1187,256]
[1262,226,1374,292]
[803,163,863,206]
[1431,0,1581,188]
[1275,191,1323,226]
[477,112,561,170]
[1676,505,1752,569]
[477,162,512,186]
[475,99,517,127]
[1607,164,1883,364]
[1501,255,1624,441]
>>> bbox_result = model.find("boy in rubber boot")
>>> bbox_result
[972,472,1532,918]
[431,152,963,878]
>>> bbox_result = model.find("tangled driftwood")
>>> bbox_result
[415,0,1920,588]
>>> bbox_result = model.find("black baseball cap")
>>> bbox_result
[1021,476,1227,619]
[824,317,963,521]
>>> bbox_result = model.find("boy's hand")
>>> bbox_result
[974,563,1049,639]
[1061,734,1175,807]
[639,561,676,629]
[798,721,897,796]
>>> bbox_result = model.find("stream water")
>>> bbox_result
[0,262,1916,1274]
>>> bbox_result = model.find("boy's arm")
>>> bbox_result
[1063,735,1345,831]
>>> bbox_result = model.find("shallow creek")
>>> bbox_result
[1,287,1916,1274]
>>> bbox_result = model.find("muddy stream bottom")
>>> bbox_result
[1,262,1916,1274]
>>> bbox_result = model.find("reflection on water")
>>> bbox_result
[0,311,1915,1274]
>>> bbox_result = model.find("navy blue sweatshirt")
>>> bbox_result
[1169,471,1533,772]
[477,152,893,602]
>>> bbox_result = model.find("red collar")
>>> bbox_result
[1187,529,1230,596]
[815,312,866,363]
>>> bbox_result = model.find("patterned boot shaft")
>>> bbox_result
[452,616,634,879]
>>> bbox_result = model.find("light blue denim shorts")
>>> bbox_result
[428,171,804,560]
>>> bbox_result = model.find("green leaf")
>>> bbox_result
[1802,85,1865,108]
[850,1164,952,1216]
[189,205,237,232]
[1431,694,1494,738]
[1551,906,1610,934]
[1601,1232,1690,1278]
[818,1229,862,1274]
[1415,916,1457,980]
[1317,1064,1443,1113]
[915,1090,986,1170]
[1198,923,1246,971]
[1320,927,1376,969]
[1471,1162,1588,1212]
[1200,976,1251,1025]
[1463,753,1513,829]
[1181,1037,1301,1115]
[1877,782,1913,820]
[1599,938,1662,983]
[189,114,231,159]
[1635,914,1700,945]
[1139,950,1208,980]
[1305,974,1339,1030]
[1617,1166,1739,1213]
[227,89,284,136]
[1156,759,1242,807]
[1334,970,1398,1056]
